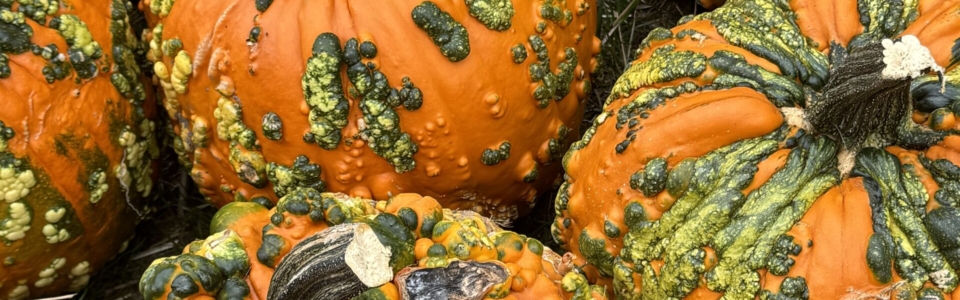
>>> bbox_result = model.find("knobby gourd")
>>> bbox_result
[138,0,600,223]
[552,0,960,298]
[139,192,607,300]
[0,0,159,298]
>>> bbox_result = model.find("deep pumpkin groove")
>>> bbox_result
[554,0,960,299]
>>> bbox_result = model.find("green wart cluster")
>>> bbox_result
[480,141,511,166]
[300,32,420,173]
[50,14,103,79]
[259,189,373,267]
[464,0,514,31]
[139,231,252,299]
[526,35,578,108]
[343,38,419,173]
[412,1,471,62]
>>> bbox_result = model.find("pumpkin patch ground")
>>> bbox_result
[65,0,698,299]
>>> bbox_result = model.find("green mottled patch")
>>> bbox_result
[692,0,829,88]
[510,43,526,64]
[634,27,675,59]
[850,0,918,47]
[87,169,108,203]
[343,38,419,173]
[115,120,160,198]
[228,142,268,188]
[708,50,803,107]
[535,21,547,34]
[387,77,423,111]
[603,220,621,238]
[866,232,894,283]
[302,33,349,150]
[523,165,538,183]
[0,10,33,54]
[418,211,441,239]
[554,182,570,212]
[0,53,10,78]
[267,155,326,198]
[925,207,960,271]
[561,271,607,299]
[247,26,261,44]
[52,14,103,79]
[614,135,839,298]
[255,0,273,12]
[547,125,570,161]
[412,1,470,62]
[630,158,667,197]
[256,233,284,268]
[480,141,511,166]
[162,38,183,58]
[149,0,176,17]
[611,83,700,133]
[854,148,959,291]
[464,0,514,31]
[539,0,570,25]
[929,108,955,130]
[359,41,377,58]
[220,278,251,299]
[187,230,251,278]
[554,48,578,100]
[705,136,839,294]
[364,213,418,272]
[139,254,224,300]
[40,47,73,83]
[250,196,273,209]
[15,0,59,22]
[261,112,283,141]
[397,207,418,230]
[766,234,801,276]
[610,45,706,99]
[758,276,809,300]
[666,158,696,198]
[110,0,149,105]
[526,37,578,108]
[578,230,615,277]
[526,238,544,255]
[214,96,259,150]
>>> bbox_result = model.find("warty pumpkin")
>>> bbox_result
[0,0,159,298]
[139,191,607,300]
[551,0,960,298]
[137,0,600,223]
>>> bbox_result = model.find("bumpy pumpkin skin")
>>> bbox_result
[553,0,960,298]
[140,192,606,300]
[139,0,600,222]
[0,0,158,299]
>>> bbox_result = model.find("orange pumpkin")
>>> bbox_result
[138,0,600,223]
[139,192,607,300]
[553,0,960,298]
[0,0,159,298]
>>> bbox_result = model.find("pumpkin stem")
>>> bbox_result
[809,35,945,151]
